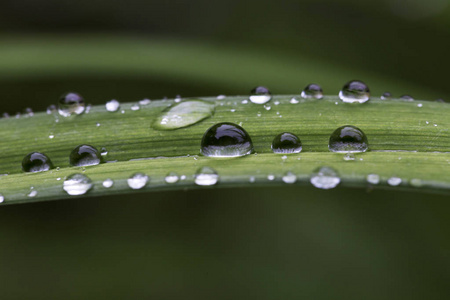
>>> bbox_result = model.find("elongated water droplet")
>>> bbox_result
[102,178,114,188]
[58,92,85,117]
[127,173,149,189]
[70,145,102,167]
[381,92,392,100]
[165,172,179,184]
[271,132,302,154]
[310,166,340,189]
[106,99,120,112]
[63,174,93,195]
[367,174,380,185]
[387,177,402,186]
[339,80,370,103]
[329,125,369,153]
[22,152,54,173]
[195,166,219,186]
[301,84,323,99]
[282,171,297,184]
[200,122,253,157]
[153,100,215,130]
[249,86,272,104]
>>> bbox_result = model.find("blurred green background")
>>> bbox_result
[0,0,449,299]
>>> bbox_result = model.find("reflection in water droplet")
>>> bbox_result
[58,92,86,117]
[343,153,355,161]
[249,86,272,104]
[329,125,369,153]
[271,132,302,154]
[282,172,297,184]
[153,100,215,130]
[381,92,392,100]
[102,179,114,188]
[301,84,323,99]
[387,177,402,186]
[339,80,370,103]
[22,152,54,173]
[106,99,120,112]
[127,173,149,189]
[310,166,340,189]
[367,174,380,185]
[165,172,179,184]
[63,174,93,195]
[201,122,253,157]
[70,145,102,167]
[195,167,219,186]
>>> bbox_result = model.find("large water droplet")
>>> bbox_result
[153,100,215,130]
[58,92,86,117]
[271,132,302,154]
[63,174,93,195]
[310,166,341,189]
[106,99,120,112]
[249,86,272,104]
[70,145,102,167]
[339,80,370,103]
[301,84,323,99]
[328,125,369,153]
[22,152,54,173]
[127,173,149,189]
[194,166,219,186]
[200,122,253,157]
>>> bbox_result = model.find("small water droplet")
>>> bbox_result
[96,123,101,127]
[200,122,253,157]
[264,105,271,111]
[22,152,54,173]
[194,166,219,186]
[165,172,180,184]
[339,80,370,103]
[367,174,380,185]
[290,97,299,104]
[282,172,297,184]
[249,86,272,104]
[100,147,108,156]
[387,177,402,186]
[27,189,37,198]
[271,132,302,154]
[381,92,392,100]
[410,178,423,187]
[174,95,182,103]
[217,95,226,100]
[249,176,256,183]
[343,153,356,161]
[139,99,151,105]
[267,174,275,181]
[257,112,262,117]
[241,99,248,104]
[106,99,120,112]
[153,100,215,130]
[63,174,93,195]
[400,95,414,101]
[102,178,114,188]
[58,92,85,117]
[329,125,369,153]
[310,166,341,189]
[131,104,140,111]
[70,145,102,167]
[230,109,236,112]
[417,103,423,107]
[49,134,55,139]
[301,83,323,99]
[127,173,149,189]
[2,112,10,118]
[0,194,4,203]
[274,100,280,105]
[24,108,34,117]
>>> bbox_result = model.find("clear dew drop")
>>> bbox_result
[139,99,151,105]
[127,173,149,189]
[22,152,54,173]
[102,178,114,188]
[194,166,219,186]
[63,174,93,196]
[271,132,302,154]
[0,194,4,203]
[249,86,272,104]
[367,174,380,185]
[165,172,180,184]
[70,145,102,167]
[153,100,215,130]
[417,103,423,107]
[106,99,120,112]
[381,92,392,100]
[249,176,256,183]
[310,166,341,189]
[343,153,356,161]
[46,105,57,114]
[216,95,226,100]
[329,125,369,153]
[27,189,37,198]
[267,174,275,181]
[339,80,370,103]
[387,177,402,186]
[400,95,414,101]
[131,104,140,111]
[301,83,323,99]
[100,147,108,156]
[290,97,299,104]
[282,172,297,184]
[200,122,253,157]
[58,92,86,117]
[263,105,271,111]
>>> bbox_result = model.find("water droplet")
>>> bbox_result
[301,83,323,99]
[263,105,271,111]
[153,100,215,130]
[200,122,253,157]
[274,100,280,105]
[24,108,34,117]
[400,95,414,101]
[63,174,93,195]
[22,152,54,173]
[381,92,392,100]
[165,172,179,184]
[267,174,275,181]
[387,177,402,186]
[410,178,423,187]
[2,112,10,118]
[367,174,380,185]
[106,99,120,112]
[194,166,219,186]
[174,95,182,103]
[102,178,114,188]
[290,97,299,104]
[0,194,4,203]
[27,189,37,198]
[127,173,149,189]
[241,99,248,104]
[271,132,302,154]
[49,134,55,139]
[139,99,151,105]
[417,103,423,107]
[310,166,341,189]
[282,172,297,184]
[70,145,102,167]
[339,80,370,103]
[230,109,236,112]
[131,104,140,111]
[249,86,272,104]
[343,153,356,161]
[249,176,256,183]
[328,125,369,153]
[100,147,108,156]
[58,92,85,117]
[216,95,226,100]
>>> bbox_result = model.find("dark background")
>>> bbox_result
[0,0,449,299]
